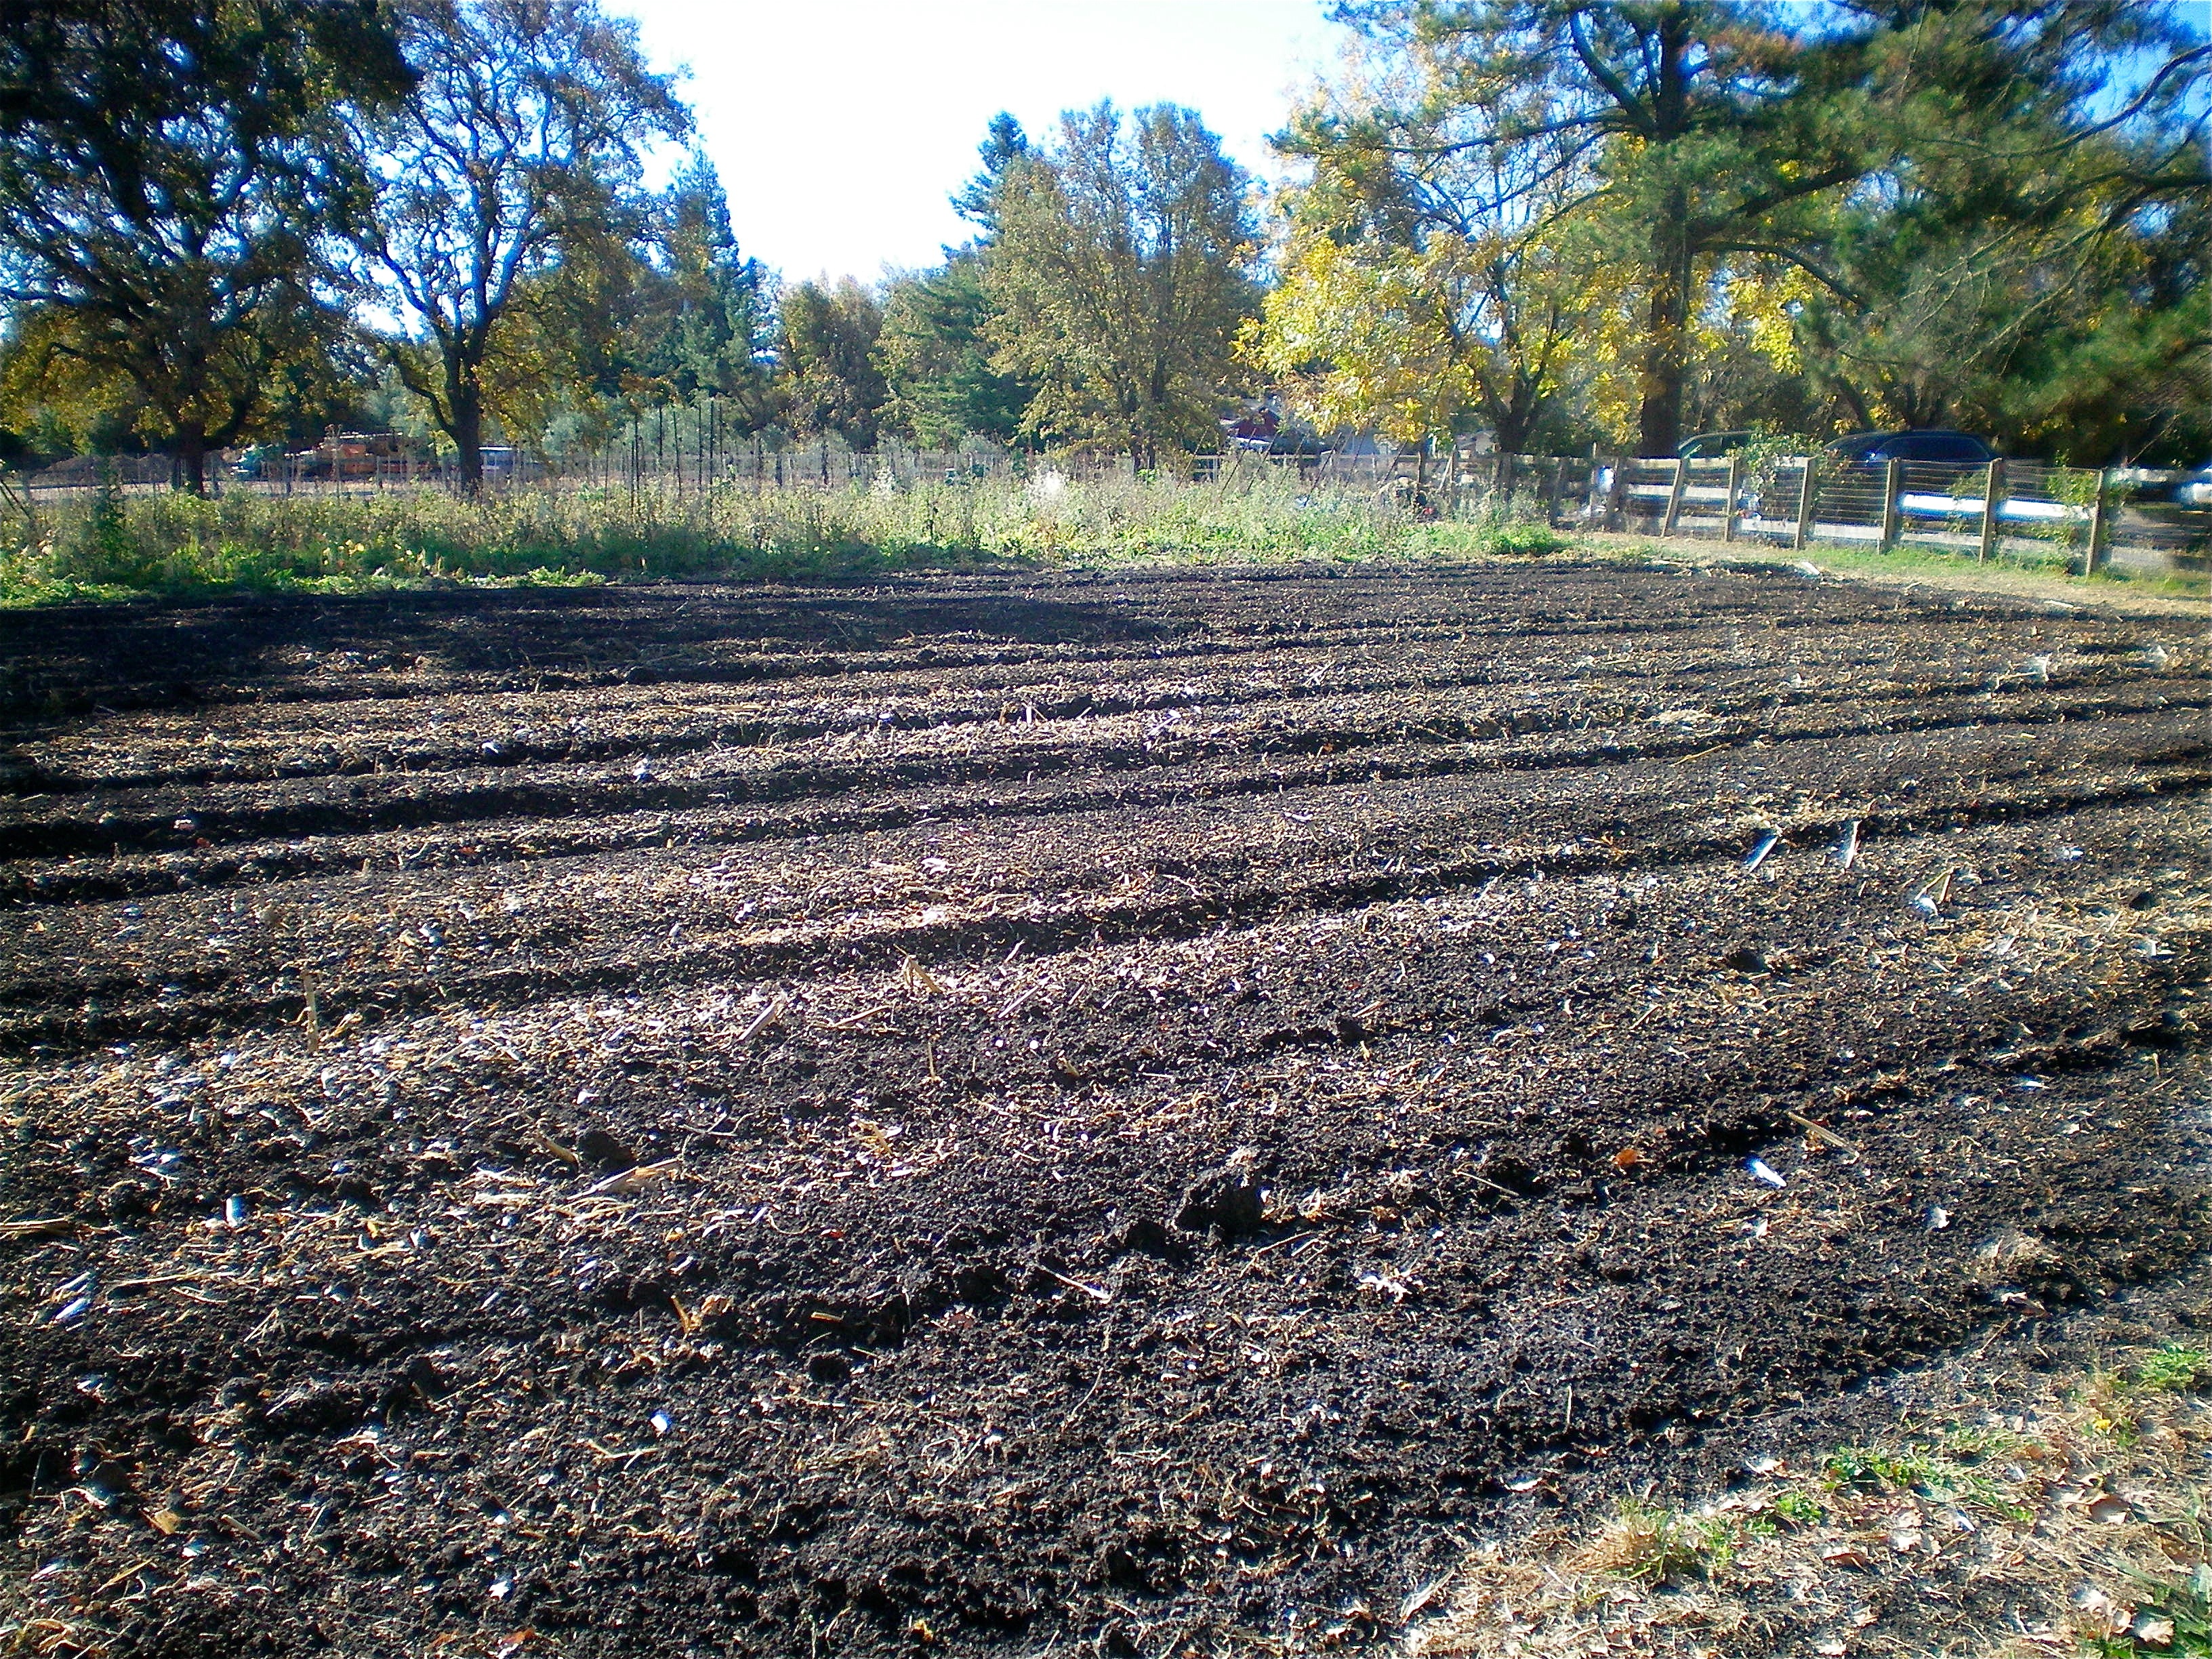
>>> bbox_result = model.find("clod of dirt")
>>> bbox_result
[1174,1165,1265,1237]
[1974,1229,2072,1301]
[1118,1216,1183,1258]
[573,1126,637,1170]
[262,1380,366,1436]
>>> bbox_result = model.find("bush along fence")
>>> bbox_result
[9,419,2203,581]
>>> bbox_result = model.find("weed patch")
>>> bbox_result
[1410,1349,2212,1658]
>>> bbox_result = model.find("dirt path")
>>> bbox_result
[2,561,2207,1657]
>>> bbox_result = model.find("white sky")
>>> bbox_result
[617,0,1343,285]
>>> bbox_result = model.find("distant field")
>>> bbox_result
[1,562,2206,1656]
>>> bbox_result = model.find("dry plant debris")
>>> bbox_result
[1409,1347,2212,1659]
[0,562,2205,1657]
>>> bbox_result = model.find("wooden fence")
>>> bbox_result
[1337,448,2200,572]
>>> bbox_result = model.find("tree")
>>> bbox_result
[878,255,1033,446]
[951,111,1031,234]
[777,279,887,450]
[0,0,410,491]
[984,102,1258,465]
[1252,78,1605,457]
[651,153,775,427]
[1298,0,2209,459]
[357,0,687,491]
[1788,1,2209,460]
[1303,1,1877,455]
[1248,232,1586,460]
[872,115,1041,449]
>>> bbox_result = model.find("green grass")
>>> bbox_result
[1790,532,2205,594]
[1584,1498,1734,1583]
[0,470,1475,604]
[1821,1431,2034,1521]
[0,468,2193,605]
[2087,1564,2212,1658]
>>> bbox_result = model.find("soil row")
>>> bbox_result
[0,563,2205,1658]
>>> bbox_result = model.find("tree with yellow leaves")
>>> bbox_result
[1246,222,1595,463]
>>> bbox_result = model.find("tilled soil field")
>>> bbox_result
[1,560,2207,1658]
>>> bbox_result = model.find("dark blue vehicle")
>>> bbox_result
[1824,430,1997,472]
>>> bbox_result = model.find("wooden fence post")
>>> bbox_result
[1878,458,1903,550]
[1605,455,1629,532]
[2085,468,2112,575]
[1660,457,1688,535]
[1977,459,2004,564]
[1721,457,1742,544]
[1544,455,1567,527]
[1791,456,1817,550]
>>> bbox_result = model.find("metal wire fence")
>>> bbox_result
[12,417,2203,572]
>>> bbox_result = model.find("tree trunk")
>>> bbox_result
[1637,15,1694,461]
[453,382,484,497]
[176,426,209,496]
[1638,189,1692,458]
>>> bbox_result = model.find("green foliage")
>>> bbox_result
[1822,1435,2032,1522]
[983,102,1258,464]
[1585,1499,1743,1584]
[1477,520,1568,557]
[0,468,1522,602]
[2137,1347,2212,1395]
[0,0,411,490]
[1305,1,1879,455]
[778,280,888,450]
[2087,1565,2212,1658]
[1795,3,2208,462]
[359,0,691,491]
[879,257,1033,448]
[1766,1489,1824,1527]
[649,155,776,424]
[951,112,1031,236]
[1290,2,2208,462]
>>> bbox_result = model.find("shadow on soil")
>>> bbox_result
[0,576,1193,718]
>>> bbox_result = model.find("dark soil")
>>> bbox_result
[1,560,2207,1658]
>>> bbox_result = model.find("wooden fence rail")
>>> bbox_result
[1413,449,2195,573]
